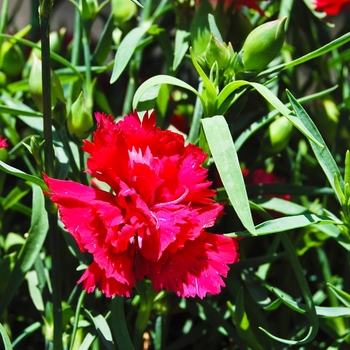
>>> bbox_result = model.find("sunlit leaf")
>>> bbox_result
[110,26,149,83]
[202,115,255,233]
[286,90,343,204]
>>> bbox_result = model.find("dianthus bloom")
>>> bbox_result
[0,136,8,149]
[313,0,350,15]
[44,111,239,298]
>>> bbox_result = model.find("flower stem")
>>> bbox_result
[133,281,157,349]
[81,18,93,110]
[39,0,54,177]
[39,1,63,349]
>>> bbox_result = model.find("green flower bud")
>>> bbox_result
[235,17,287,76]
[111,0,137,24]
[0,40,25,78]
[67,92,93,140]
[264,116,293,154]
[32,28,66,59]
[81,0,101,22]
[29,54,66,114]
[204,33,233,71]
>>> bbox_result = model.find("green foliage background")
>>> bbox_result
[0,0,350,349]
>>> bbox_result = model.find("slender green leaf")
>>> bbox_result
[173,29,190,71]
[0,323,12,350]
[0,105,42,117]
[202,115,255,233]
[272,288,350,318]
[216,80,248,110]
[91,13,114,65]
[1,183,31,211]
[208,14,223,42]
[26,270,45,312]
[110,26,148,83]
[327,283,350,308]
[286,90,343,203]
[111,297,135,350]
[250,83,322,147]
[0,161,46,189]
[79,333,96,350]
[11,322,41,348]
[217,81,323,147]
[226,214,342,238]
[0,184,48,316]
[234,85,338,151]
[132,74,204,110]
[84,310,114,350]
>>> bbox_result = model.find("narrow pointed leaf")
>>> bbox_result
[111,297,135,350]
[0,161,46,188]
[133,74,204,110]
[202,115,255,233]
[110,26,148,83]
[327,283,350,308]
[286,89,343,203]
[225,214,341,238]
[0,323,12,350]
[173,29,190,71]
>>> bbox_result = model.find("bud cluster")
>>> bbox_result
[196,17,287,83]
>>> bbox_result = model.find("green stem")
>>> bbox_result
[81,19,93,110]
[40,0,54,177]
[69,290,86,350]
[133,281,157,349]
[39,2,62,350]
[67,6,82,108]
[122,72,136,116]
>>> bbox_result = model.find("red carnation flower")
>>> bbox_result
[0,136,8,149]
[313,0,350,16]
[44,111,238,298]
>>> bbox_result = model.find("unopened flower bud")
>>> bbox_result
[29,54,66,115]
[111,0,137,23]
[204,34,232,71]
[264,116,293,154]
[67,92,93,140]
[82,0,99,21]
[32,28,66,60]
[0,40,25,78]
[235,17,287,75]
